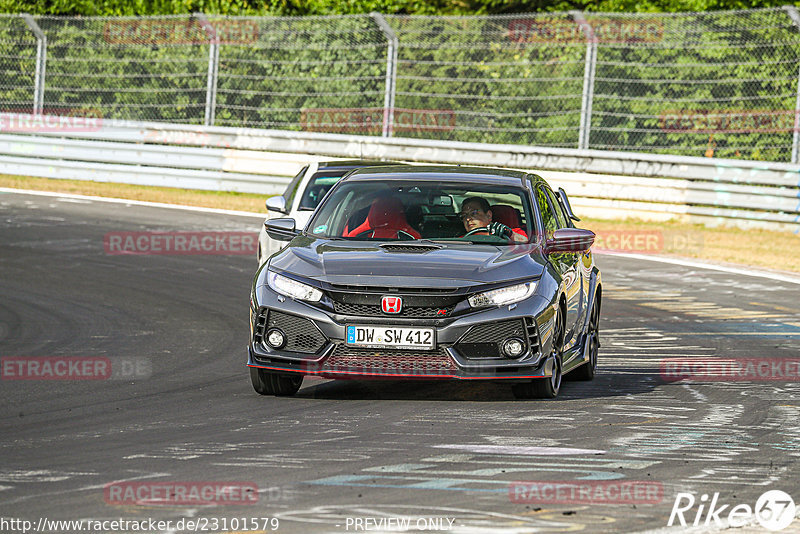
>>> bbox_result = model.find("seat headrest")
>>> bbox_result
[490,204,521,228]
[368,196,406,227]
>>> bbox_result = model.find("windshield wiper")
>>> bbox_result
[414,238,468,245]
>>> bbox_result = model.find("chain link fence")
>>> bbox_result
[2,9,800,162]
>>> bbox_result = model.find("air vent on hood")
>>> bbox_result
[379,243,441,253]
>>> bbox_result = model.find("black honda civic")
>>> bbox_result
[248,165,601,399]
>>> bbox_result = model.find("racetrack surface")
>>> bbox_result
[2,190,800,534]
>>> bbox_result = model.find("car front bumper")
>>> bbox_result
[247,284,558,381]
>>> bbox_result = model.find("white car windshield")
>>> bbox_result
[297,172,346,211]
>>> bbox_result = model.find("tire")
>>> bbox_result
[250,367,303,396]
[512,305,564,400]
[572,295,600,381]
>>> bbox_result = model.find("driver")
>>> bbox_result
[459,197,527,242]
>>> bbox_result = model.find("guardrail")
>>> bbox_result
[0,113,798,232]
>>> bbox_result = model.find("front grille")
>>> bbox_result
[254,309,327,354]
[455,319,528,359]
[332,302,455,318]
[322,344,458,375]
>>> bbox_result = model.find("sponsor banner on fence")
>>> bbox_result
[1,356,152,381]
[0,108,103,133]
[508,17,663,44]
[301,108,456,134]
[104,481,258,506]
[659,109,799,134]
[104,19,259,45]
[509,480,663,504]
[661,357,800,382]
[104,231,258,256]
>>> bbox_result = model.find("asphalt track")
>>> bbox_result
[2,190,800,534]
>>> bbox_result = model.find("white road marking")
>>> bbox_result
[432,445,605,456]
[0,188,265,219]
[596,251,800,285]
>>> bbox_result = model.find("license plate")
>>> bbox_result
[346,325,435,350]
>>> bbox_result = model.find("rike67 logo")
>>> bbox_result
[669,490,796,531]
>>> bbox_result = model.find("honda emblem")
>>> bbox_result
[381,296,402,314]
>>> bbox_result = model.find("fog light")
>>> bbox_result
[266,328,286,349]
[502,338,525,358]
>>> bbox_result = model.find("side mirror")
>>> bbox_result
[265,196,287,215]
[265,218,299,241]
[546,228,595,253]
[558,187,580,222]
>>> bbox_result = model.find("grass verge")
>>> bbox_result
[2,174,799,274]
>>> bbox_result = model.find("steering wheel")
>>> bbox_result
[464,226,490,237]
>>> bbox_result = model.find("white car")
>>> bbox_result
[258,160,401,265]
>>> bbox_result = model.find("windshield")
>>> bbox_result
[307,180,535,244]
[297,171,347,211]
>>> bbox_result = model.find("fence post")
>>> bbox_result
[571,11,596,151]
[195,13,220,127]
[21,13,46,114]
[370,12,398,138]
[782,6,800,164]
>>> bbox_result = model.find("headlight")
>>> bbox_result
[468,282,536,308]
[267,271,323,302]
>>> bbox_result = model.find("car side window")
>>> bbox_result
[284,165,308,210]
[544,187,569,229]
[535,186,558,239]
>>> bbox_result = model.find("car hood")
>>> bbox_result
[266,237,546,288]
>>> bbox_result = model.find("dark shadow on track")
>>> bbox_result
[288,369,662,402]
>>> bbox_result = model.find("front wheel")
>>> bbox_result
[250,367,303,396]
[512,306,564,399]
[572,296,600,381]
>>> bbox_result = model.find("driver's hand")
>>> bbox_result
[487,222,512,238]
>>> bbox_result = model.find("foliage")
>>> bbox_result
[1,9,799,161]
[1,0,799,16]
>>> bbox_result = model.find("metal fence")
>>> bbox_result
[2,9,800,162]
